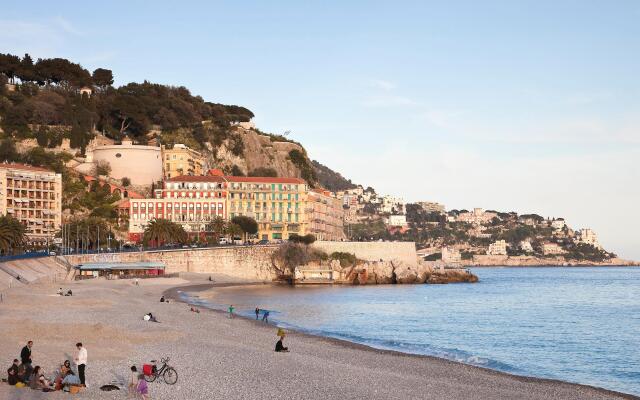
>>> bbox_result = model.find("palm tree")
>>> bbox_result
[205,216,226,243]
[0,216,26,255]
[144,218,187,247]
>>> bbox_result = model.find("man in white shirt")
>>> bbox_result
[74,342,87,386]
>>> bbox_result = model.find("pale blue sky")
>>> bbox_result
[2,1,639,258]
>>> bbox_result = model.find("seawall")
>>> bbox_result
[64,246,279,281]
[62,241,420,281]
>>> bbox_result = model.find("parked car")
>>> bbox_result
[257,240,270,245]
[219,238,231,245]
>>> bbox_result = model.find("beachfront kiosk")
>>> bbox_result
[75,262,166,280]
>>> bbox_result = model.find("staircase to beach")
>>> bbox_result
[0,256,73,293]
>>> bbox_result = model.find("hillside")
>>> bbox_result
[312,160,358,191]
[0,52,323,187]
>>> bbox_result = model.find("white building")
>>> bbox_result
[386,214,407,227]
[519,240,534,253]
[550,219,566,230]
[457,208,498,225]
[577,228,601,249]
[380,195,404,214]
[488,240,508,256]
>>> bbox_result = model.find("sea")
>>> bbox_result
[183,267,640,396]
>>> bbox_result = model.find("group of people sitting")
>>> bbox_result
[56,288,73,296]
[7,357,80,392]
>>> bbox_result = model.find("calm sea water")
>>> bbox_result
[186,267,640,395]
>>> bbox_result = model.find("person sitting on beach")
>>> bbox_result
[128,366,139,397]
[65,289,73,296]
[262,310,270,323]
[29,366,50,390]
[160,296,165,303]
[53,360,74,390]
[275,337,289,353]
[143,313,159,323]
[57,288,63,296]
[190,306,200,313]
[7,359,20,385]
[136,373,149,399]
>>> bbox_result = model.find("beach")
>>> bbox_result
[0,277,637,400]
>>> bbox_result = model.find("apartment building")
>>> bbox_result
[0,163,62,245]
[416,201,446,213]
[487,239,508,256]
[128,175,227,242]
[577,228,601,249]
[162,143,206,179]
[226,176,308,240]
[307,189,345,241]
[543,242,565,255]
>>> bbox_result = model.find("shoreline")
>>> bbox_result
[1,277,637,399]
[166,282,639,400]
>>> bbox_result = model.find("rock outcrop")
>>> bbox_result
[299,259,478,285]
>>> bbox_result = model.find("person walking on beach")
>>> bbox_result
[228,305,234,319]
[262,310,270,323]
[74,342,87,386]
[255,307,260,320]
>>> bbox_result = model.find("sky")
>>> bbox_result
[1,1,639,258]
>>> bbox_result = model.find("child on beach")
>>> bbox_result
[136,373,149,399]
[262,310,270,323]
[128,366,139,398]
[228,305,234,318]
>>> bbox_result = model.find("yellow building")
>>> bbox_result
[161,144,205,179]
[0,163,62,246]
[226,176,308,240]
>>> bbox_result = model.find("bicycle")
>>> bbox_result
[143,357,178,385]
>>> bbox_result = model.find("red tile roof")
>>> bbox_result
[0,162,54,173]
[166,175,227,183]
[225,176,305,184]
[167,175,305,184]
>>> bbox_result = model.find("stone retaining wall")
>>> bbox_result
[64,246,279,281]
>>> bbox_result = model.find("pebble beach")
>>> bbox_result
[0,277,637,400]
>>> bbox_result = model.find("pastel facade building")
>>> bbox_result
[128,175,227,242]
[226,176,308,241]
[307,189,345,241]
[417,201,446,213]
[577,228,601,248]
[457,208,498,225]
[519,240,534,253]
[386,214,408,227]
[161,143,206,179]
[0,163,62,245]
[86,138,162,186]
[542,242,564,255]
[487,239,508,256]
